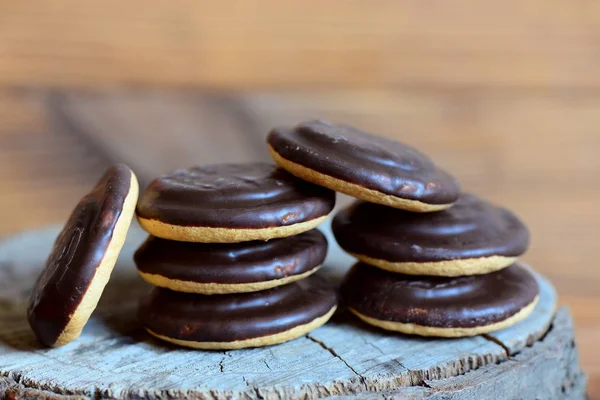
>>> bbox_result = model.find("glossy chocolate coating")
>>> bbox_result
[342,262,539,328]
[268,120,460,205]
[136,163,335,228]
[333,193,529,262]
[134,229,328,284]
[139,276,338,342]
[27,164,133,346]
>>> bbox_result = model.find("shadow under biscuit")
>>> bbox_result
[0,264,41,351]
[0,315,41,351]
[94,269,150,341]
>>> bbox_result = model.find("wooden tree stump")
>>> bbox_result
[0,224,587,399]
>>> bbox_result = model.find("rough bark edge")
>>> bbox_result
[0,307,585,400]
[329,307,587,400]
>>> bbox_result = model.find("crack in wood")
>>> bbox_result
[305,333,368,390]
[262,360,271,371]
[536,318,555,343]
[389,360,436,388]
[482,310,558,361]
[360,336,386,356]
[252,386,265,400]
[0,312,582,400]
[218,355,226,373]
[0,307,557,398]
[481,334,511,358]
[0,229,579,399]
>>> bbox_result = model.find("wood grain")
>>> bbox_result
[1,1,600,89]
[0,88,598,397]
[2,1,598,394]
[0,225,580,399]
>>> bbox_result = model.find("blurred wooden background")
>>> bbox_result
[1,1,599,397]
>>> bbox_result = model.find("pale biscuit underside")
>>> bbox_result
[137,215,328,243]
[352,253,517,277]
[137,266,320,294]
[349,296,539,338]
[268,145,453,212]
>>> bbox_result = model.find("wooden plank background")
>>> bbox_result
[1,1,599,397]
[1,1,600,89]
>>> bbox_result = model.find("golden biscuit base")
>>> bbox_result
[145,306,337,350]
[268,145,453,212]
[137,215,329,243]
[55,171,139,346]
[137,266,321,295]
[351,253,517,277]
[349,296,539,338]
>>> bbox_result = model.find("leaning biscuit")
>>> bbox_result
[27,164,139,347]
[267,120,460,212]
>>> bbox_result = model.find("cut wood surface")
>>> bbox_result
[0,88,598,397]
[1,1,600,89]
[0,225,584,399]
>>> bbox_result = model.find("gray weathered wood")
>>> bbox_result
[0,224,585,399]
[325,308,586,400]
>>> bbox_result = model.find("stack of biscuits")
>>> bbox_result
[26,119,541,350]
[133,163,338,349]
[268,120,540,337]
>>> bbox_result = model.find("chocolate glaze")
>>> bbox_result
[136,163,335,228]
[134,229,328,284]
[27,164,133,346]
[333,193,529,262]
[268,120,460,205]
[139,276,338,342]
[342,262,539,328]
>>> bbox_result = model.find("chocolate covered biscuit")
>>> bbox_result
[341,262,539,337]
[139,277,338,349]
[28,164,139,347]
[135,230,327,294]
[333,194,529,276]
[268,120,460,212]
[137,163,335,242]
